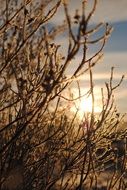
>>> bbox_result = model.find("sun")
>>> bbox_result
[71,96,102,119]
[79,97,93,113]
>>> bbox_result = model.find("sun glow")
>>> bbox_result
[79,97,93,113]
[71,96,102,119]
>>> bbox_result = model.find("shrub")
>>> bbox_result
[0,0,126,189]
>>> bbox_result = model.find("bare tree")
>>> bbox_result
[0,0,126,189]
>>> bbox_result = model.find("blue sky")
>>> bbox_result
[50,0,127,113]
[105,21,127,52]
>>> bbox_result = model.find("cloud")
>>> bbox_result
[50,0,127,25]
[65,52,127,76]
[115,88,127,99]
[76,73,124,81]
[93,52,127,74]
[91,0,127,23]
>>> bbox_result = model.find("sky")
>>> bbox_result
[50,0,127,114]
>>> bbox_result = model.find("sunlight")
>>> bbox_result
[79,97,93,113]
[71,96,102,119]
[80,97,102,113]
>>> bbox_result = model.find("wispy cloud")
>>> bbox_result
[115,88,127,99]
[66,52,127,76]
[50,0,127,25]
[76,73,124,81]
[91,0,127,23]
